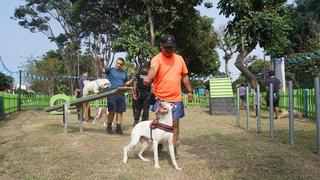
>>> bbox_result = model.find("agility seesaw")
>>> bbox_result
[44,87,132,133]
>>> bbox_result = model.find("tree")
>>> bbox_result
[75,0,220,76]
[233,59,271,90]
[216,25,237,77]
[218,0,292,88]
[175,15,220,77]
[287,0,320,52]
[285,52,320,89]
[23,51,68,95]
[283,0,319,88]
[0,72,14,91]
[13,0,82,93]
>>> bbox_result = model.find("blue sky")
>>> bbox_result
[0,0,274,82]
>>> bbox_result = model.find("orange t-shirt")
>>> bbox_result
[151,53,189,102]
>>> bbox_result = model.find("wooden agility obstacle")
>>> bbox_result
[44,87,132,133]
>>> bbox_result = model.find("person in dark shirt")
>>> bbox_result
[75,70,91,122]
[132,62,151,126]
[239,84,246,108]
[264,70,282,120]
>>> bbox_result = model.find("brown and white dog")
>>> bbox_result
[122,101,182,170]
[92,107,108,125]
[83,79,111,97]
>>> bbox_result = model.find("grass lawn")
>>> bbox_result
[0,107,319,179]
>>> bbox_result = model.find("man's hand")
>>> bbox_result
[143,77,152,85]
[125,79,134,87]
[132,94,138,100]
[187,92,193,102]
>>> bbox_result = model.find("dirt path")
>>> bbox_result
[0,108,320,179]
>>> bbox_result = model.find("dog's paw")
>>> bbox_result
[175,166,182,171]
[154,165,161,169]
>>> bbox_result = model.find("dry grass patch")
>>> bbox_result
[0,108,320,179]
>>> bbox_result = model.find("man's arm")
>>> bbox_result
[99,65,106,74]
[143,66,157,84]
[132,78,137,100]
[182,74,193,102]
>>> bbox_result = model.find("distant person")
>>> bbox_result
[254,88,261,117]
[198,87,205,95]
[100,58,129,134]
[132,62,151,126]
[75,70,91,122]
[264,70,282,120]
[239,84,246,108]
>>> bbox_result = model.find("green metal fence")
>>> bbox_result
[87,93,209,108]
[0,92,50,115]
[246,89,316,118]
[0,89,317,118]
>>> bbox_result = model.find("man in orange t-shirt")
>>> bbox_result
[144,34,193,158]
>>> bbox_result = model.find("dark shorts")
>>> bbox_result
[152,99,185,121]
[107,94,126,113]
[240,95,246,100]
[265,94,280,107]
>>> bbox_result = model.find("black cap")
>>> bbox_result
[160,34,176,48]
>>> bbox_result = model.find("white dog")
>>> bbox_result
[92,107,108,125]
[83,78,111,96]
[123,101,182,170]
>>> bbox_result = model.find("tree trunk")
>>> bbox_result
[142,0,155,46]
[235,48,259,88]
[225,58,230,77]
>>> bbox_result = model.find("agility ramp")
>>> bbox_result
[209,78,236,115]
[44,87,132,133]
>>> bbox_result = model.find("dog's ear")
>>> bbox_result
[155,102,163,114]
[155,103,159,114]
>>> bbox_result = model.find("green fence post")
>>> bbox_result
[18,69,22,111]
[0,96,5,120]
[303,89,308,117]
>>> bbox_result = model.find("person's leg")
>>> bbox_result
[107,112,115,124]
[141,93,150,121]
[115,113,124,134]
[82,102,89,122]
[274,97,280,120]
[115,94,126,134]
[106,112,115,134]
[77,104,80,120]
[132,99,140,126]
[116,112,123,124]
[106,96,116,134]
[171,102,185,159]
[88,106,92,120]
[275,107,280,120]
[152,100,163,153]
[135,97,144,123]
[172,120,179,147]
